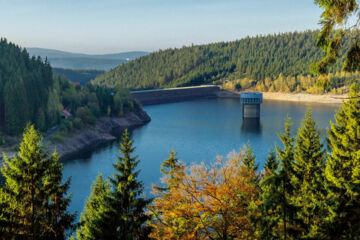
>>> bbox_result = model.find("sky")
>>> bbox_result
[0,0,323,54]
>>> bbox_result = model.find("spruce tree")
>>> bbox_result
[76,174,111,240]
[275,117,300,239]
[324,83,360,239]
[95,129,151,240]
[243,142,259,173]
[258,148,282,240]
[291,109,326,239]
[154,150,181,192]
[0,125,75,240]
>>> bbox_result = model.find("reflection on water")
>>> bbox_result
[241,118,262,134]
[62,98,339,216]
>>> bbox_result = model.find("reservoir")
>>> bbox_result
[62,98,339,216]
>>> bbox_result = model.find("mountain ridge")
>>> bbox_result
[26,47,149,70]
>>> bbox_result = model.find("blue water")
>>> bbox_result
[62,98,339,216]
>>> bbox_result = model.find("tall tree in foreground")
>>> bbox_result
[258,148,282,240]
[324,83,360,239]
[95,129,151,240]
[291,109,327,239]
[0,125,75,240]
[76,174,111,240]
[275,117,301,239]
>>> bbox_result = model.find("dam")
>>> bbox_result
[131,85,220,105]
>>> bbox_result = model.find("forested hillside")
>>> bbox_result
[53,68,105,85]
[93,31,354,91]
[0,38,60,135]
[0,39,140,137]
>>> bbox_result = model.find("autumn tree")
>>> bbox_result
[150,148,260,240]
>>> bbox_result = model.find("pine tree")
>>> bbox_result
[324,83,360,239]
[0,125,75,240]
[243,142,259,173]
[275,117,301,239]
[258,148,282,240]
[291,108,326,239]
[95,129,151,240]
[264,148,278,177]
[76,174,111,240]
[154,150,182,193]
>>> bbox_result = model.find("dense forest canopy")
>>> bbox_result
[0,38,140,137]
[92,30,355,91]
[0,38,59,135]
[53,68,105,85]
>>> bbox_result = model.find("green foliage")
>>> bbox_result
[313,0,359,74]
[258,118,301,240]
[324,83,360,239]
[0,38,59,135]
[154,150,182,193]
[53,68,105,85]
[291,109,327,239]
[76,174,111,240]
[76,106,96,125]
[93,31,354,91]
[0,125,75,239]
[90,129,152,239]
[258,149,281,240]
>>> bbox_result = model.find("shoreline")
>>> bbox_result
[1,109,151,164]
[1,89,346,165]
[217,90,346,104]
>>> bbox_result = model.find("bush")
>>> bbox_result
[76,107,96,125]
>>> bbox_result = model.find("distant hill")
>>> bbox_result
[26,48,149,70]
[92,30,352,91]
[53,68,105,85]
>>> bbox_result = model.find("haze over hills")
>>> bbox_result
[26,47,149,70]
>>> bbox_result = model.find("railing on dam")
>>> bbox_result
[131,85,220,105]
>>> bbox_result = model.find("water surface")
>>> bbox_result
[62,98,339,216]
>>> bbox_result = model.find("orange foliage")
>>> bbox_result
[149,150,260,240]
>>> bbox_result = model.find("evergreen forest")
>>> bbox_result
[92,30,358,93]
[0,38,140,137]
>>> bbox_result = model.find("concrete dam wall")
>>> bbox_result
[131,85,220,105]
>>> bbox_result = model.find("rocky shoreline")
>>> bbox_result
[1,109,151,163]
[48,109,151,161]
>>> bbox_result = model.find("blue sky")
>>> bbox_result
[0,0,322,54]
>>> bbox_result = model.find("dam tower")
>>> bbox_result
[240,92,263,118]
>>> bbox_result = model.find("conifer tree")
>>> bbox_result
[291,109,326,239]
[154,150,181,193]
[243,142,259,173]
[95,129,151,240]
[76,174,111,240]
[324,83,360,239]
[258,148,282,240]
[264,148,278,177]
[275,117,301,239]
[0,125,75,240]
